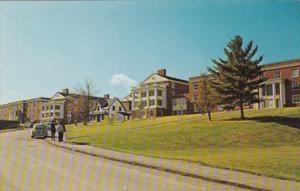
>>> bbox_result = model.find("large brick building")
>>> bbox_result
[131,69,189,119]
[257,58,300,109]
[0,98,49,123]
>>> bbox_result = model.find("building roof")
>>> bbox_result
[164,75,188,84]
[0,97,50,107]
[262,58,300,71]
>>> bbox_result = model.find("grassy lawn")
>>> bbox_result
[66,107,300,181]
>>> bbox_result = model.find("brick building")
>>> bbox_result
[0,98,49,123]
[188,75,222,113]
[257,58,300,109]
[131,69,189,119]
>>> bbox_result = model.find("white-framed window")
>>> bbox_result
[149,100,155,106]
[292,94,300,103]
[292,81,300,89]
[157,99,162,106]
[274,71,281,79]
[291,69,299,78]
[157,90,163,96]
[194,95,198,101]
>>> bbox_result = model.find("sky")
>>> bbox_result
[0,1,300,104]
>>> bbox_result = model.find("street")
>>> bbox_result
[0,130,246,191]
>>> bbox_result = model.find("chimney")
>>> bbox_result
[63,88,69,95]
[104,94,110,99]
[157,69,166,77]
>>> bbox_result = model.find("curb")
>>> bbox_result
[0,128,25,134]
[47,140,269,191]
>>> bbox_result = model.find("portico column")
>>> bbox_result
[280,81,285,108]
[272,82,276,108]
[154,83,158,107]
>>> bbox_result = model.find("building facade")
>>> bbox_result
[258,59,300,109]
[188,75,222,113]
[131,69,189,119]
[0,98,49,123]
[25,98,49,123]
[40,89,104,124]
[0,101,26,123]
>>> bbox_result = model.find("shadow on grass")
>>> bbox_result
[225,116,300,129]
[71,142,90,145]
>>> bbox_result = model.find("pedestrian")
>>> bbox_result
[57,121,64,143]
[50,120,56,141]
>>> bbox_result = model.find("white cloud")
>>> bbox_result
[109,73,137,90]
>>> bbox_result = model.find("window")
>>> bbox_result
[292,95,300,103]
[141,101,147,107]
[42,113,45,118]
[149,100,155,106]
[292,81,300,89]
[291,69,299,78]
[112,106,115,111]
[119,106,122,111]
[193,83,199,91]
[157,100,162,106]
[55,112,60,117]
[141,91,147,97]
[274,71,281,78]
[50,105,54,110]
[134,102,139,107]
[157,90,162,96]
[50,112,54,117]
[55,105,60,110]
[194,95,198,101]
[266,85,273,96]
[149,90,154,96]
[42,106,45,111]
[46,106,49,110]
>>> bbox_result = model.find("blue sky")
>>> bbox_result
[1,1,300,104]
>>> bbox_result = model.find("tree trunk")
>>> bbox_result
[206,105,211,121]
[240,99,244,120]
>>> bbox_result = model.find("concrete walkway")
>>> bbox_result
[47,139,300,191]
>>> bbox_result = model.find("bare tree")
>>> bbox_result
[75,80,99,124]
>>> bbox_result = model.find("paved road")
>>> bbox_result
[0,130,246,191]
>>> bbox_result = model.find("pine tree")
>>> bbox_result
[208,35,266,120]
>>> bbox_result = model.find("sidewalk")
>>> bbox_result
[47,140,300,191]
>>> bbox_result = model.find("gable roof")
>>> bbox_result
[108,97,126,111]
[141,73,188,85]
[165,75,188,84]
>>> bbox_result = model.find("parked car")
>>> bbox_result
[31,124,48,139]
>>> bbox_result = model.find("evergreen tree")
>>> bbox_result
[208,35,266,120]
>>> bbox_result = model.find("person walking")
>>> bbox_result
[57,121,64,143]
[50,120,56,141]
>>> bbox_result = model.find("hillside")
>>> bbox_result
[66,107,300,181]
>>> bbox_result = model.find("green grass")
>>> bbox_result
[66,107,300,181]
